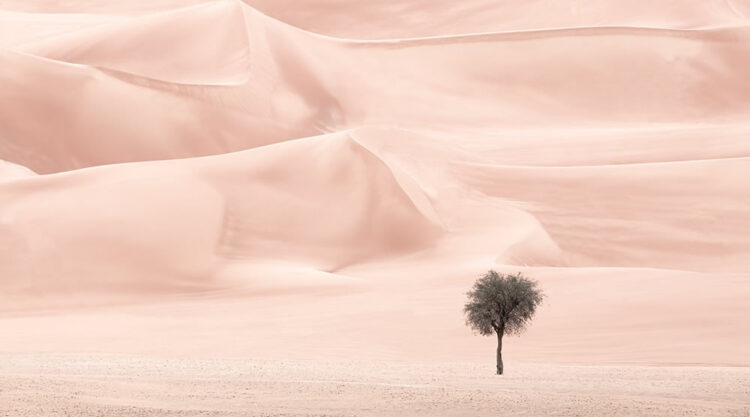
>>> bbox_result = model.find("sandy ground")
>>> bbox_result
[1,0,750,415]
[1,355,748,417]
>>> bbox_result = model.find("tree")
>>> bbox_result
[464,271,544,375]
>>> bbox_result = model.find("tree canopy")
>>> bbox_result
[464,270,544,337]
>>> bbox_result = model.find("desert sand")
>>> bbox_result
[2,355,749,417]
[1,0,749,415]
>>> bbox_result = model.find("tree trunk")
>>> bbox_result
[496,331,504,375]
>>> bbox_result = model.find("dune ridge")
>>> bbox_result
[243,0,750,38]
[16,1,252,84]
[4,8,750,173]
[0,131,444,294]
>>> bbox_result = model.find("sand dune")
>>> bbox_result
[17,1,251,84]
[456,157,750,272]
[0,0,749,379]
[246,0,750,38]
[2,3,749,176]
[0,48,312,174]
[0,132,442,297]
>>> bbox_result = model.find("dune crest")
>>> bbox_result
[0,132,445,299]
[18,1,251,84]
[0,159,35,182]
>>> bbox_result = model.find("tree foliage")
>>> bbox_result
[464,271,544,337]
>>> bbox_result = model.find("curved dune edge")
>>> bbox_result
[0,48,318,174]
[10,0,750,72]
[3,10,750,174]
[0,131,445,295]
[241,0,750,39]
[0,159,36,182]
[4,0,750,39]
[16,1,252,85]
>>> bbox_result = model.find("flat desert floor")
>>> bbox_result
[2,355,749,417]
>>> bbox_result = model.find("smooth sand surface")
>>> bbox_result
[1,0,749,415]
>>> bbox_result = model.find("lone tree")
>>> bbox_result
[464,271,544,375]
